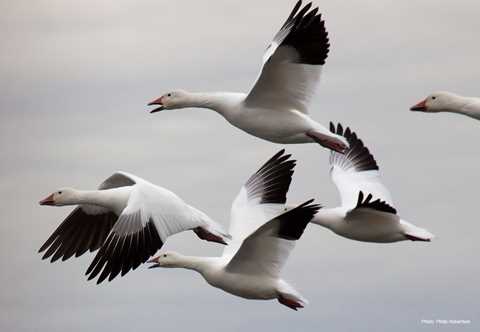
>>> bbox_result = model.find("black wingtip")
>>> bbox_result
[355,191,397,215]
[276,0,329,65]
[285,1,301,25]
[244,150,296,205]
[298,199,322,214]
[329,121,335,133]
[84,220,164,284]
[357,191,364,206]
[38,208,117,273]
[277,199,321,241]
[329,122,379,172]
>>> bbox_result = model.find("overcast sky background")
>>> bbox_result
[1,0,479,331]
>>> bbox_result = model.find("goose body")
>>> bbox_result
[314,207,432,243]
[38,171,229,284]
[310,123,434,243]
[411,91,480,120]
[148,1,348,153]
[161,255,286,300]
[149,151,320,310]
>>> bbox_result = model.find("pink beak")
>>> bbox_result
[148,96,165,113]
[147,256,160,269]
[39,193,55,206]
[410,99,427,112]
[147,257,159,264]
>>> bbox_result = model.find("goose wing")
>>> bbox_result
[38,172,137,263]
[223,150,296,259]
[244,1,329,114]
[225,200,320,278]
[329,123,395,210]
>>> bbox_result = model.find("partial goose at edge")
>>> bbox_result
[411,91,480,120]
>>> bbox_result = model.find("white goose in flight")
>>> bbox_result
[148,150,320,310]
[410,91,480,120]
[38,171,229,284]
[310,123,434,243]
[147,1,348,153]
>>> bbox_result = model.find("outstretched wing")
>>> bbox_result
[38,172,137,262]
[40,171,219,284]
[223,150,296,259]
[85,207,163,284]
[38,208,117,262]
[244,1,329,113]
[86,180,220,284]
[329,123,395,210]
[226,200,320,278]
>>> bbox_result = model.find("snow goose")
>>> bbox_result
[310,123,434,243]
[38,171,229,284]
[148,150,321,310]
[147,1,348,153]
[410,91,480,120]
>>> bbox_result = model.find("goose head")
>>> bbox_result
[148,90,190,113]
[39,188,76,206]
[410,91,463,113]
[147,251,183,268]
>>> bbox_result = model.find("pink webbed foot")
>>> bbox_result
[306,131,348,153]
[193,227,227,245]
[278,295,304,311]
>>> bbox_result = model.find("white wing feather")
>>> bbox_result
[329,123,395,209]
[223,150,295,259]
[245,1,329,114]
[226,200,320,278]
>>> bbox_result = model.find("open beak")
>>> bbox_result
[148,96,165,113]
[410,99,427,112]
[147,257,160,268]
[39,193,55,206]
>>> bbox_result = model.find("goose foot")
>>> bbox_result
[306,131,347,153]
[278,295,304,311]
[194,227,227,245]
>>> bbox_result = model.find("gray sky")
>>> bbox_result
[1,0,479,331]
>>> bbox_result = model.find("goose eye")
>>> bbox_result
[167,93,171,97]
[58,191,62,194]
[163,254,167,257]
[432,96,436,100]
